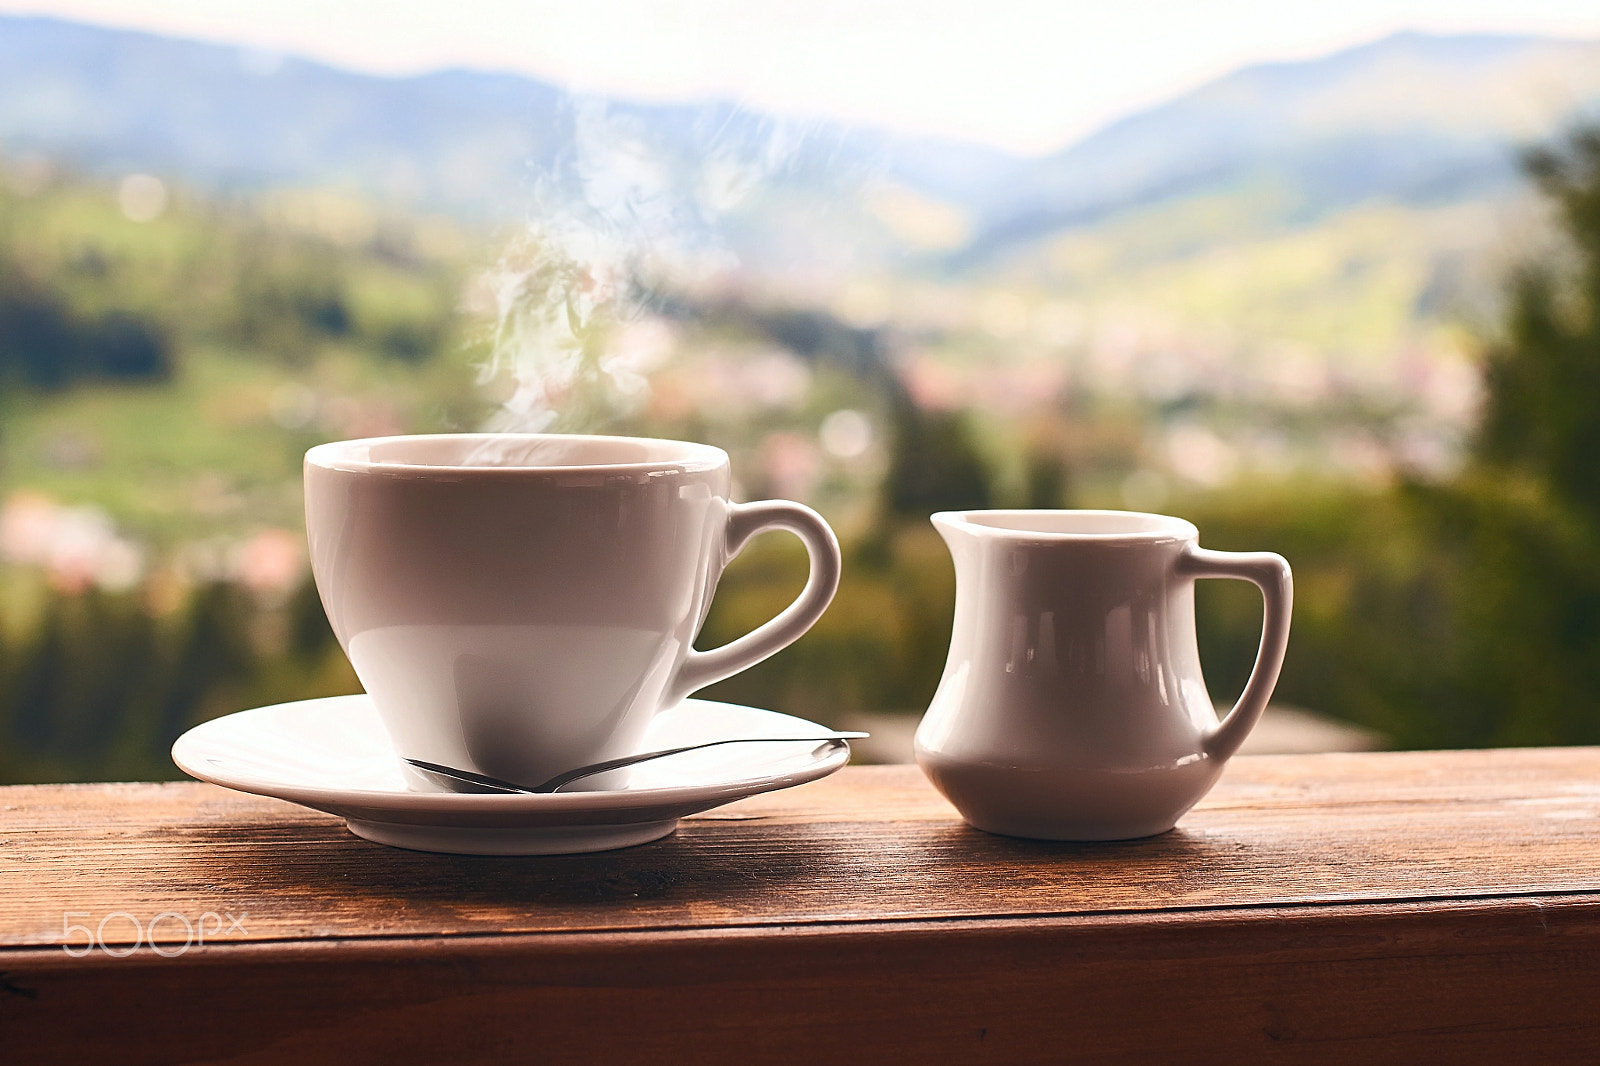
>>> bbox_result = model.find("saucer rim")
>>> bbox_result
[171,694,851,814]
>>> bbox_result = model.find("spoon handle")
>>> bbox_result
[535,733,867,793]
[406,731,868,795]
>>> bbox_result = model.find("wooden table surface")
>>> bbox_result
[4,750,1600,1064]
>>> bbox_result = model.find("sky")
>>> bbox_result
[2,0,1599,155]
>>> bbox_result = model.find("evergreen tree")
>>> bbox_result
[1418,124,1600,745]
[882,397,992,517]
[1478,127,1600,520]
[155,582,259,749]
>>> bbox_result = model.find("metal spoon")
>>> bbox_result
[405,731,869,795]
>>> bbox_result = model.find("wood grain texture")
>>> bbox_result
[3,750,1600,1063]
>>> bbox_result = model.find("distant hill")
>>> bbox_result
[966,31,1600,264]
[0,16,1013,230]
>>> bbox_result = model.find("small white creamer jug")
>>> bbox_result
[915,510,1292,841]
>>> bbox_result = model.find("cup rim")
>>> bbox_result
[305,433,729,476]
[931,509,1199,542]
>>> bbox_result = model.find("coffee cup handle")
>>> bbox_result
[1177,546,1294,761]
[666,500,843,706]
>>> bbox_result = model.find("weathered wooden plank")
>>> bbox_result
[4,898,1600,1064]
[3,751,1600,948]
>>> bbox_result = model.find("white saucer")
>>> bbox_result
[172,695,852,855]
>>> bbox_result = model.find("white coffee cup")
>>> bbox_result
[915,510,1292,840]
[304,433,841,789]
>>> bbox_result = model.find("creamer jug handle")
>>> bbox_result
[1176,546,1294,761]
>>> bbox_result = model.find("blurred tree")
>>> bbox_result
[231,236,352,361]
[1024,452,1070,509]
[1478,127,1600,520]
[92,311,173,381]
[378,320,443,363]
[3,591,161,777]
[1021,420,1077,510]
[154,582,259,749]
[0,271,82,388]
[758,308,883,381]
[8,598,68,752]
[286,574,339,663]
[0,257,173,389]
[1424,124,1600,745]
[883,397,992,517]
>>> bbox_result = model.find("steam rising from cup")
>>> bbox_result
[476,99,818,441]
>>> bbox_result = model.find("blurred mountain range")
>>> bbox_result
[0,15,1015,233]
[4,16,1598,268]
[966,32,1600,261]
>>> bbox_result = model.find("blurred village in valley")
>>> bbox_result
[2,18,1600,781]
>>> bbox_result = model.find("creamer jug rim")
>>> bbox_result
[931,508,1198,544]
